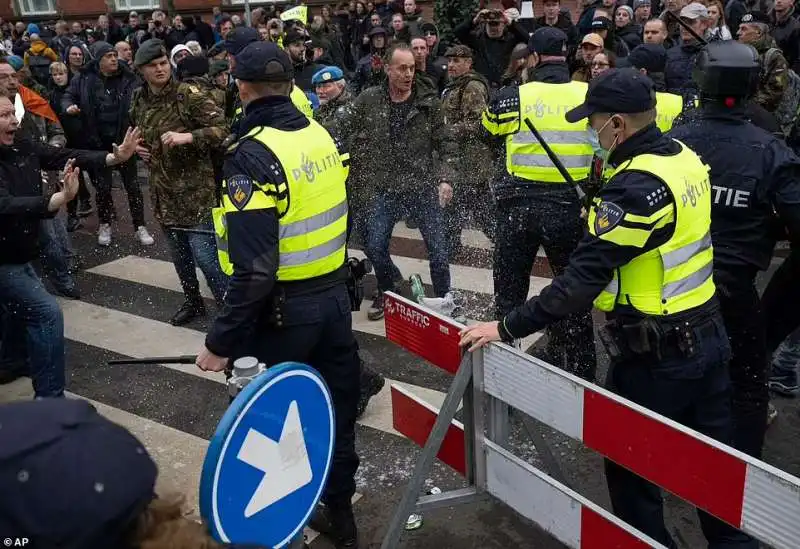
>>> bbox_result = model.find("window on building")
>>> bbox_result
[115,0,161,10]
[18,0,56,16]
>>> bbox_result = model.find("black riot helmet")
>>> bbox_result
[693,41,760,101]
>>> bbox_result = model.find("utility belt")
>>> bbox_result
[597,314,718,362]
[274,264,349,298]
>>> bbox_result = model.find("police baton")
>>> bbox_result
[523,118,587,203]
[107,355,198,365]
[664,11,708,45]
[165,226,216,236]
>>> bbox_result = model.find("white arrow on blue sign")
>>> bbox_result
[200,362,335,548]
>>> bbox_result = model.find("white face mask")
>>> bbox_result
[589,115,620,172]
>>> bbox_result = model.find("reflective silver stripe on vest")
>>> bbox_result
[604,277,619,296]
[511,129,590,145]
[279,230,347,267]
[661,231,712,270]
[663,260,713,299]
[510,153,593,169]
[279,199,348,239]
[215,215,228,253]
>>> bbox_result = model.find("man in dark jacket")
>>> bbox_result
[352,26,388,94]
[453,8,530,89]
[770,0,800,73]
[342,43,456,320]
[285,29,324,92]
[62,40,152,248]
[0,95,140,398]
[665,2,712,102]
[534,0,579,48]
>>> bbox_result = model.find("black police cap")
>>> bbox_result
[528,27,567,56]
[232,41,294,82]
[223,26,259,55]
[565,68,656,123]
[693,41,760,99]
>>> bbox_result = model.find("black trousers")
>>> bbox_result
[247,283,360,504]
[493,192,597,381]
[761,247,800,354]
[604,315,757,549]
[93,158,145,229]
[716,271,769,459]
[66,172,92,217]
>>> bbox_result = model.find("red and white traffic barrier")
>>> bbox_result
[384,292,800,549]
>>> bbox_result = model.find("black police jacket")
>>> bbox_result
[665,41,705,103]
[0,139,106,266]
[499,125,718,340]
[669,104,800,279]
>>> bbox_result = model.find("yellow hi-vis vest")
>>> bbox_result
[590,140,716,315]
[507,81,593,183]
[213,120,349,280]
[655,92,683,133]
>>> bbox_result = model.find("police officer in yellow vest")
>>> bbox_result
[617,44,683,132]
[196,41,361,549]
[482,27,597,381]
[463,68,757,548]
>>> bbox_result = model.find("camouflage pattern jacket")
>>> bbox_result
[440,71,493,187]
[129,77,229,226]
[315,88,353,134]
[755,38,789,112]
[183,75,226,110]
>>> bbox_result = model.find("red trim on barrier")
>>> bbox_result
[384,293,463,374]
[582,389,747,527]
[580,508,653,549]
[390,386,467,476]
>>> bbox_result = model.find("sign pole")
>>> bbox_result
[380,355,475,549]
[244,0,252,27]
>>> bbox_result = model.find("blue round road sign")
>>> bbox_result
[200,362,335,548]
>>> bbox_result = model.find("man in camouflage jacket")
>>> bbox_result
[129,39,230,326]
[737,13,789,112]
[440,44,495,256]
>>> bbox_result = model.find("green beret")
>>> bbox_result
[134,39,168,68]
[208,59,229,78]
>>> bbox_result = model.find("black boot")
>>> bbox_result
[169,298,206,326]
[357,361,385,418]
[308,500,359,549]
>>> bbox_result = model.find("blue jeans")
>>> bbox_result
[0,263,65,397]
[772,328,800,377]
[39,216,75,292]
[365,190,451,297]
[163,221,228,304]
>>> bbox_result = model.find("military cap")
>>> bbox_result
[444,44,473,58]
[368,25,388,37]
[740,10,769,24]
[0,399,158,547]
[312,65,345,86]
[232,41,294,82]
[284,28,308,45]
[208,59,230,78]
[224,26,260,55]
[566,68,656,123]
[134,38,168,67]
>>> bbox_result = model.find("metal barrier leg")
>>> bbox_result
[487,396,510,447]
[380,355,474,549]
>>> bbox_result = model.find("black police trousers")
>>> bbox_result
[604,315,757,549]
[716,270,769,459]
[247,283,361,505]
[493,192,597,381]
[761,247,800,354]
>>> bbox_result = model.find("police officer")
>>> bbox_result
[669,41,800,457]
[483,27,597,381]
[195,42,360,549]
[463,68,756,549]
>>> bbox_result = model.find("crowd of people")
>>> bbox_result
[1,0,800,547]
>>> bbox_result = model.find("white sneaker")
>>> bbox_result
[97,223,112,246]
[136,226,154,246]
